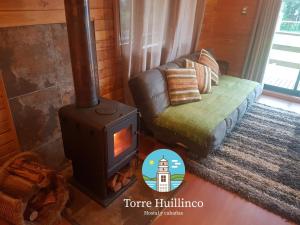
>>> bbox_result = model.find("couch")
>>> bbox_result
[129,52,263,158]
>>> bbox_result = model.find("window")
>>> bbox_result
[279,0,300,33]
[161,175,166,182]
[119,0,131,45]
[118,0,166,47]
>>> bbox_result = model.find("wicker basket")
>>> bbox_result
[0,152,69,225]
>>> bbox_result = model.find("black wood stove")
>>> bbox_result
[59,0,138,206]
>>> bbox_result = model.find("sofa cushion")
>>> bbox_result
[154,76,260,149]
[198,49,219,85]
[185,59,212,94]
[173,57,186,67]
[165,68,201,105]
[172,52,201,68]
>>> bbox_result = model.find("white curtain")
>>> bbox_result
[243,0,282,82]
[119,0,206,101]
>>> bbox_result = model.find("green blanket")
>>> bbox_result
[154,76,259,145]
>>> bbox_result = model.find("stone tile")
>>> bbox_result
[9,86,62,151]
[35,137,67,170]
[0,23,75,165]
[50,24,73,85]
[0,25,60,98]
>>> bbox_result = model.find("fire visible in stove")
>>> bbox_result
[114,126,133,157]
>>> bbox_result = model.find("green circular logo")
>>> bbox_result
[142,149,185,192]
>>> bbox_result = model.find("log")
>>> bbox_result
[7,167,44,184]
[42,191,57,206]
[13,158,52,174]
[118,167,131,186]
[29,189,57,211]
[107,174,118,189]
[1,174,37,199]
[107,174,122,192]
[29,211,38,222]
[7,161,52,188]
[24,207,39,222]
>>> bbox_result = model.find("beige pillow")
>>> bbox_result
[198,49,219,85]
[165,68,201,106]
[186,59,212,94]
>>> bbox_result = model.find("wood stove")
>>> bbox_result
[59,0,138,206]
[59,99,138,206]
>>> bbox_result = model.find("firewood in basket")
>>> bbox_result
[1,174,38,199]
[29,191,47,210]
[24,208,39,222]
[7,167,44,184]
[13,159,53,174]
[7,165,52,188]
[29,189,57,211]
[42,191,56,205]
[29,211,38,221]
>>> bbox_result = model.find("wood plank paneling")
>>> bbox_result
[198,0,259,76]
[0,74,20,161]
[0,0,112,11]
[0,9,113,27]
[94,19,114,31]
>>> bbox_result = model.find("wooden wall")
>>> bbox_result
[0,73,20,163]
[198,0,259,76]
[0,0,123,101]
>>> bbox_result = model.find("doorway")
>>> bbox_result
[263,0,300,97]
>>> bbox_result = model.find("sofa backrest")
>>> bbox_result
[128,62,179,124]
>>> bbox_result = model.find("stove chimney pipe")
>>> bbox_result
[64,0,99,108]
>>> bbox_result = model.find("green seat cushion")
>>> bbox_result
[154,76,260,145]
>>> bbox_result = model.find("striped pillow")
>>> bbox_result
[198,49,219,85]
[185,59,212,94]
[165,68,201,106]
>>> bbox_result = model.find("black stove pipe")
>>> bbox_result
[64,0,99,108]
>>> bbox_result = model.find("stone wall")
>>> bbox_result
[0,23,74,168]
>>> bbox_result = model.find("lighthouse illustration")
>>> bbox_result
[156,156,171,192]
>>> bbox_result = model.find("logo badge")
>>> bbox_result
[142,149,185,192]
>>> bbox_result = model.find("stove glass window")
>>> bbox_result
[114,125,132,157]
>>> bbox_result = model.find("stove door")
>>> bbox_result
[106,113,138,176]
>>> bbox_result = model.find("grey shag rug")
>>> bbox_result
[186,103,300,224]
